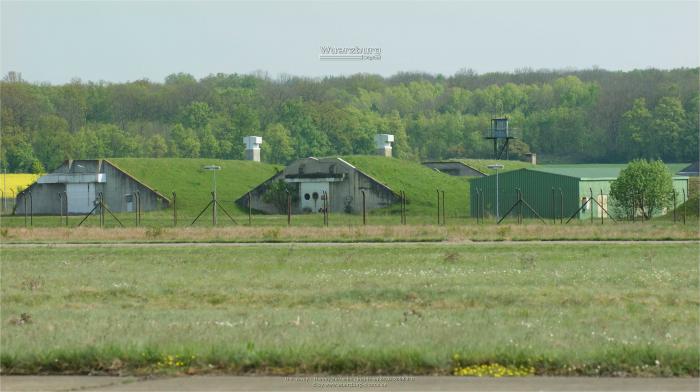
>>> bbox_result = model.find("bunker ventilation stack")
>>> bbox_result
[243,136,263,162]
[374,134,394,157]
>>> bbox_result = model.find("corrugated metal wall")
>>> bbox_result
[470,170,690,220]
[469,169,580,219]
[577,179,613,220]
[578,177,690,219]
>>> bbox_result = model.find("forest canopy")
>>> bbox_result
[1,67,697,173]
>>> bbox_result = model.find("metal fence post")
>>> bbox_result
[102,193,106,228]
[436,189,440,225]
[138,191,143,227]
[398,191,402,224]
[286,190,291,226]
[559,188,564,224]
[134,192,139,227]
[479,188,484,224]
[551,188,555,224]
[248,192,252,225]
[212,192,217,226]
[672,190,677,223]
[441,190,446,225]
[29,191,32,227]
[682,189,686,225]
[403,190,407,225]
[58,193,64,225]
[173,192,177,227]
[322,191,328,227]
[401,190,407,225]
[361,190,366,225]
[589,188,593,225]
[475,188,480,224]
[518,189,523,224]
[600,189,604,225]
[64,191,68,226]
[325,191,329,227]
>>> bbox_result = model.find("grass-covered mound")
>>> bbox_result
[343,156,469,217]
[110,158,281,214]
[661,177,699,220]
[667,194,699,219]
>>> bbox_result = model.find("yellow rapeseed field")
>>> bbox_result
[0,173,39,196]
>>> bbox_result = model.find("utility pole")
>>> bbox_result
[487,164,504,221]
[203,165,222,226]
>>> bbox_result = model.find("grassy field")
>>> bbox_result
[1,243,697,376]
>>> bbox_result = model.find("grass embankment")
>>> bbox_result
[662,177,699,220]
[1,221,698,243]
[667,195,699,219]
[1,243,697,376]
[114,156,470,217]
[343,156,469,216]
[109,158,281,215]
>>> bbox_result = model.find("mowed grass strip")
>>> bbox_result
[1,243,698,376]
[1,221,699,242]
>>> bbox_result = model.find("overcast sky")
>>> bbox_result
[1,1,698,84]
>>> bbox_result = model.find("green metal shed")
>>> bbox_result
[469,165,689,220]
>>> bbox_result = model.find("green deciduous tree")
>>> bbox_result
[0,68,698,172]
[170,124,201,158]
[650,96,686,161]
[179,101,213,130]
[2,132,43,173]
[263,123,294,163]
[620,98,652,159]
[146,134,168,158]
[609,159,674,219]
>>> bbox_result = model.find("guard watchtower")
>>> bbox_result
[485,117,515,160]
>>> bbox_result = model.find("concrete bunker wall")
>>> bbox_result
[15,160,169,215]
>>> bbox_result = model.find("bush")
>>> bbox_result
[610,159,673,219]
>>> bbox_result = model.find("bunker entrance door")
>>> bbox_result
[67,183,96,213]
[300,182,329,213]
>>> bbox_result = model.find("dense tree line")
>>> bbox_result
[1,67,697,173]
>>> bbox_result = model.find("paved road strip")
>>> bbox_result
[2,375,699,391]
[1,240,699,248]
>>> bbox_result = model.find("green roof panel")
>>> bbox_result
[533,163,689,179]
